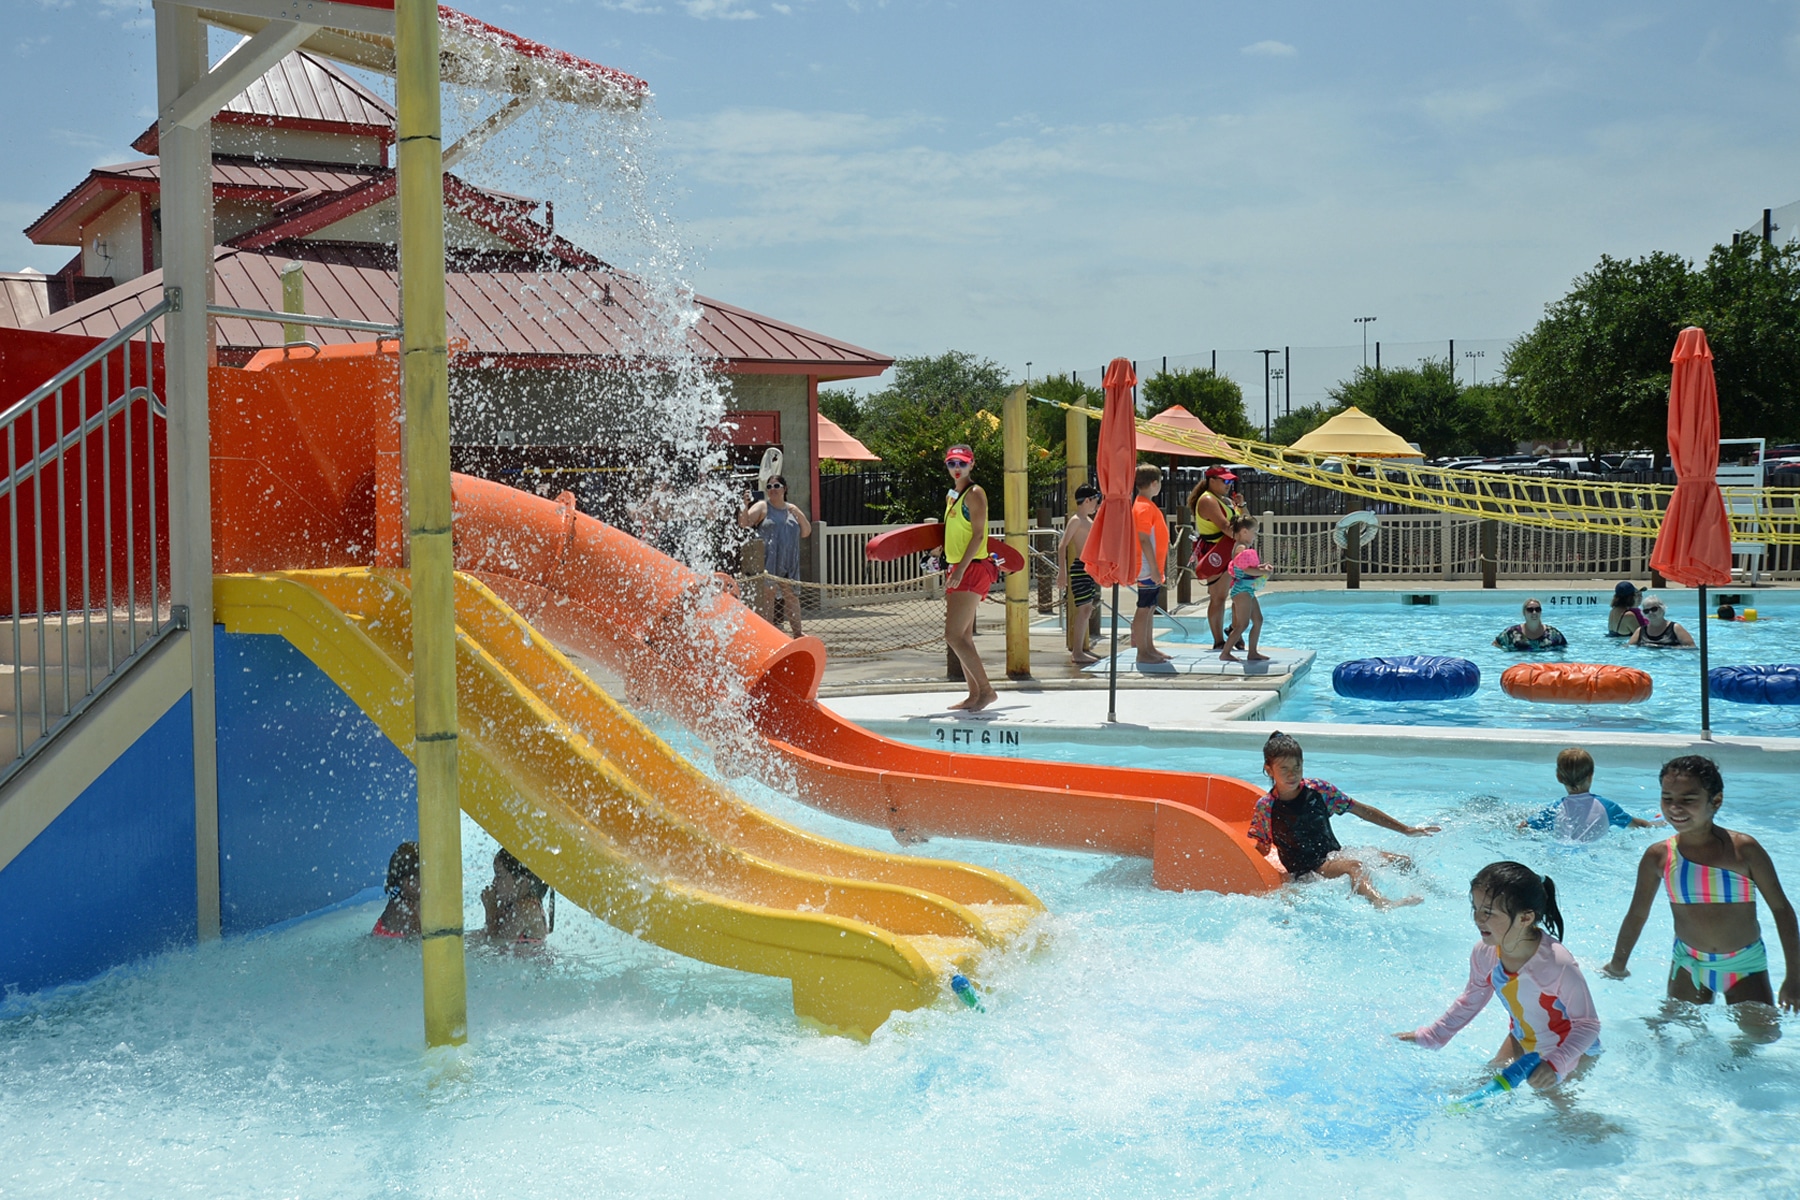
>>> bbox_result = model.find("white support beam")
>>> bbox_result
[442,94,538,169]
[162,18,319,131]
[155,1,222,942]
[200,0,394,38]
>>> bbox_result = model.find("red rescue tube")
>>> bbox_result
[1501,662,1653,705]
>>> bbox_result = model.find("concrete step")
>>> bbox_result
[0,663,80,721]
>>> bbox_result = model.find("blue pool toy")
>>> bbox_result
[1333,655,1481,702]
[1709,664,1800,706]
[950,974,985,1012]
[1447,1052,1542,1111]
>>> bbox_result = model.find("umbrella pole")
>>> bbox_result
[1698,584,1711,741]
[1107,583,1120,723]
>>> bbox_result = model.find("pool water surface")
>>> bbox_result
[4,739,1796,1198]
[1171,588,1800,736]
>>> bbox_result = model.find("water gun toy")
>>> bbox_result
[1446,1052,1541,1112]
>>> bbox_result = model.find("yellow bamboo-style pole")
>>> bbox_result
[1064,398,1089,653]
[280,261,305,345]
[1002,384,1030,679]
[396,0,467,1048]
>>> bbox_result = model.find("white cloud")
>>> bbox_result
[681,0,760,18]
[1240,40,1296,57]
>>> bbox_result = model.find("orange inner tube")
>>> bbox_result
[1500,662,1653,705]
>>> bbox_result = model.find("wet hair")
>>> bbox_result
[1134,463,1161,492]
[1660,755,1723,799]
[1554,747,1595,790]
[1231,514,1256,534]
[495,848,551,901]
[1074,482,1101,503]
[1718,602,1736,621]
[1470,861,1564,941]
[1262,730,1303,766]
[385,841,420,897]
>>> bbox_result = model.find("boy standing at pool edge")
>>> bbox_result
[1131,464,1170,665]
[1056,483,1103,665]
[1251,731,1440,909]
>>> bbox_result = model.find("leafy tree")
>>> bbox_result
[857,351,1062,521]
[1693,239,1800,442]
[1141,368,1256,440]
[1025,373,1103,463]
[1505,251,1696,452]
[1270,403,1335,446]
[817,386,864,435]
[1459,381,1537,455]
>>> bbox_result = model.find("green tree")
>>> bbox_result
[1270,403,1336,446]
[858,351,1062,521]
[1141,368,1256,440]
[1693,239,1800,442]
[1505,251,1697,452]
[1025,373,1103,463]
[817,386,864,435]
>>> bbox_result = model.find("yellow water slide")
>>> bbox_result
[213,568,1040,1038]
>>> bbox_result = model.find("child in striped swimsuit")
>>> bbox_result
[1600,756,1800,1019]
[1399,861,1602,1089]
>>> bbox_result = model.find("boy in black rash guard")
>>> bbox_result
[1249,731,1440,909]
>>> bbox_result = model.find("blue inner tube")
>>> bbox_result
[1333,655,1481,702]
[1709,664,1800,706]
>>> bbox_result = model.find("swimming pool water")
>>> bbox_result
[4,737,1795,1197]
[1174,588,1800,736]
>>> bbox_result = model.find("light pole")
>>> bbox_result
[1354,316,1377,370]
[1257,348,1279,441]
[1270,367,1285,423]
[1464,349,1484,385]
[1025,361,1032,384]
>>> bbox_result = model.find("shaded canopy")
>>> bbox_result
[1287,406,1418,458]
[1136,405,1231,458]
[815,413,880,461]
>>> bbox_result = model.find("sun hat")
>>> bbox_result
[1612,581,1637,600]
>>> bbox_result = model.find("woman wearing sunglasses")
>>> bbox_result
[1628,595,1695,647]
[1494,598,1568,651]
[941,444,998,712]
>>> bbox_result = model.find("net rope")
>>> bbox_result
[1040,399,1799,545]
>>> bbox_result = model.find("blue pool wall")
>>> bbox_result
[215,631,417,936]
[0,695,198,998]
[0,630,417,999]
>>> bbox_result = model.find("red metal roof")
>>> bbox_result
[131,50,395,155]
[31,245,891,378]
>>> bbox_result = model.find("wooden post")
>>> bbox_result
[397,0,467,1049]
[1480,519,1498,589]
[280,261,305,345]
[1344,508,1363,590]
[1003,385,1030,679]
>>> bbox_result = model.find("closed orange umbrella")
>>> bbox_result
[1083,358,1138,721]
[1647,326,1733,735]
[1084,357,1139,586]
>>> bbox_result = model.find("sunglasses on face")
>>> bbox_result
[945,459,973,470]
[1524,605,1541,613]
[1644,605,1665,614]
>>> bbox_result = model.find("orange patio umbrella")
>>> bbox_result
[1136,404,1231,458]
[815,413,880,461]
[1082,358,1139,720]
[1647,326,1733,735]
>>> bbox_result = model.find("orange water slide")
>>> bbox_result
[206,343,1280,895]
[449,477,1283,895]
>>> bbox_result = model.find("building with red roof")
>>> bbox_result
[22,49,889,541]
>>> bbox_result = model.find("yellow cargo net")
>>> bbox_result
[1043,399,1800,545]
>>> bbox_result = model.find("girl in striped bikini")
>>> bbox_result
[1601,756,1800,1027]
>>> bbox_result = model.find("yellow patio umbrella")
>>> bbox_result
[1286,406,1418,458]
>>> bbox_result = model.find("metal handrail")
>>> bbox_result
[207,304,402,336]
[0,387,164,501]
[0,301,169,429]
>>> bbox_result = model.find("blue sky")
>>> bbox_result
[7,1,1800,398]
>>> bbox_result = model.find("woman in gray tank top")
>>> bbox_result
[737,474,812,637]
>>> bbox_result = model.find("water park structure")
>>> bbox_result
[0,1,1284,1048]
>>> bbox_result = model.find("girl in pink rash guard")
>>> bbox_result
[1397,861,1602,1089]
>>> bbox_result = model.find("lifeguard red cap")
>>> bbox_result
[1205,466,1237,480]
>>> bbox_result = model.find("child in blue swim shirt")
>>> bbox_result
[1520,748,1658,843]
